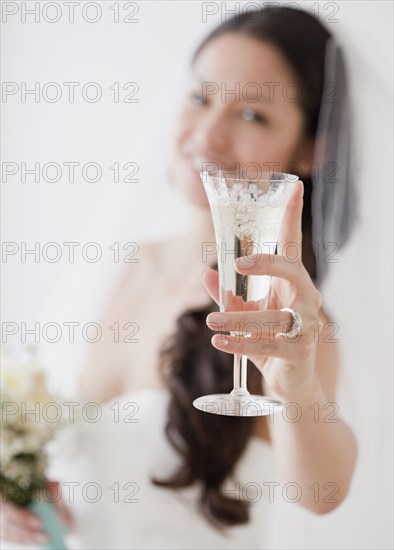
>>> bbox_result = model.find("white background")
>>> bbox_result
[1,1,393,549]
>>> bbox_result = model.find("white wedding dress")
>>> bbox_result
[47,387,280,550]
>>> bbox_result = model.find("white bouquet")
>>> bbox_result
[1,344,68,548]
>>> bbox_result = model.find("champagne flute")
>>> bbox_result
[192,169,299,417]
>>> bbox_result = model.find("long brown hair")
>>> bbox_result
[151,5,331,529]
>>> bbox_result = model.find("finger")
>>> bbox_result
[3,515,45,537]
[206,309,294,336]
[278,179,304,254]
[234,253,312,296]
[1,507,47,544]
[1,503,42,531]
[3,522,48,545]
[211,332,311,363]
[201,267,219,305]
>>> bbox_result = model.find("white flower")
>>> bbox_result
[1,345,65,491]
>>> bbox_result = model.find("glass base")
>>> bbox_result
[192,390,283,417]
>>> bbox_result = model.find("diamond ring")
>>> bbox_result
[278,308,303,339]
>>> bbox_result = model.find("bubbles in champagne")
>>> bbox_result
[206,181,291,309]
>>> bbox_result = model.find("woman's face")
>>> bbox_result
[169,32,313,208]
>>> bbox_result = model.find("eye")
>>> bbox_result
[189,90,207,105]
[241,108,269,126]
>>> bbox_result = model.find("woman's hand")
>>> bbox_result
[0,500,48,545]
[0,481,73,545]
[201,180,324,402]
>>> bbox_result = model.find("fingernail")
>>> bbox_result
[213,334,229,346]
[235,257,254,269]
[207,313,227,326]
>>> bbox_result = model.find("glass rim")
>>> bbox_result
[200,169,299,183]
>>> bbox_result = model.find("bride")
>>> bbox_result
[1,5,358,549]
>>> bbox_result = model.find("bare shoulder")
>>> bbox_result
[131,238,179,273]
[78,240,160,399]
[116,240,166,291]
[127,240,159,274]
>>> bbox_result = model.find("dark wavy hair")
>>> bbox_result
[151,4,331,530]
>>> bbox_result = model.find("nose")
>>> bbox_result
[190,104,232,161]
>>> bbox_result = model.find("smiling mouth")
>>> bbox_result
[186,158,207,179]
[186,156,225,180]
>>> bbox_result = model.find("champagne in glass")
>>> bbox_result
[193,169,299,417]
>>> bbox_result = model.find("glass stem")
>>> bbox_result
[232,353,249,395]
